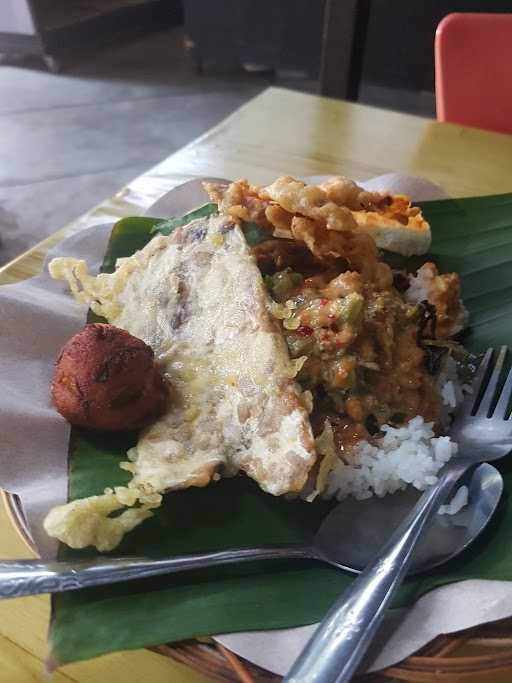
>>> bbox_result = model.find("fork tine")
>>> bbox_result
[474,346,508,417]
[494,364,512,419]
[466,348,493,414]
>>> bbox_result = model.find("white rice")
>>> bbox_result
[405,264,432,305]
[438,485,468,516]
[437,355,466,433]
[322,416,458,502]
[405,263,469,334]
[405,266,467,414]
[441,379,457,408]
[438,355,465,406]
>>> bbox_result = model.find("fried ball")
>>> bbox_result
[51,323,167,432]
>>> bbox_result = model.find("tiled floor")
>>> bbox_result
[0,26,435,267]
[0,28,269,266]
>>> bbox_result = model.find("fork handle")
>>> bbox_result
[0,544,312,600]
[285,459,472,683]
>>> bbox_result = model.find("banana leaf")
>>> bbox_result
[50,193,512,665]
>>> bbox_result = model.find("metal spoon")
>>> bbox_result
[0,462,501,600]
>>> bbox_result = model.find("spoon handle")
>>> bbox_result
[285,459,471,683]
[0,544,311,599]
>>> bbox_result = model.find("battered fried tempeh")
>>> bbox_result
[45,214,316,550]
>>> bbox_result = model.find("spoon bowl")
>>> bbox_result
[314,462,503,575]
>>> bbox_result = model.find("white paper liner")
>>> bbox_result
[0,224,112,557]
[0,173,508,675]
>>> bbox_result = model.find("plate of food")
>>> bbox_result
[1,174,511,679]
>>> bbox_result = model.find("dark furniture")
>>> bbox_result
[319,0,370,100]
[0,0,181,72]
[320,0,512,101]
[183,0,326,78]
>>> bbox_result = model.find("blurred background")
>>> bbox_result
[0,0,510,266]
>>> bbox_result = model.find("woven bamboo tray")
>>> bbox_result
[154,619,512,683]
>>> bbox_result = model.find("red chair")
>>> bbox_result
[435,13,512,134]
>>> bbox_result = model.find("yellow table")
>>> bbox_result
[1,87,511,683]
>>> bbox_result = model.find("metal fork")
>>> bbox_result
[286,346,512,683]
